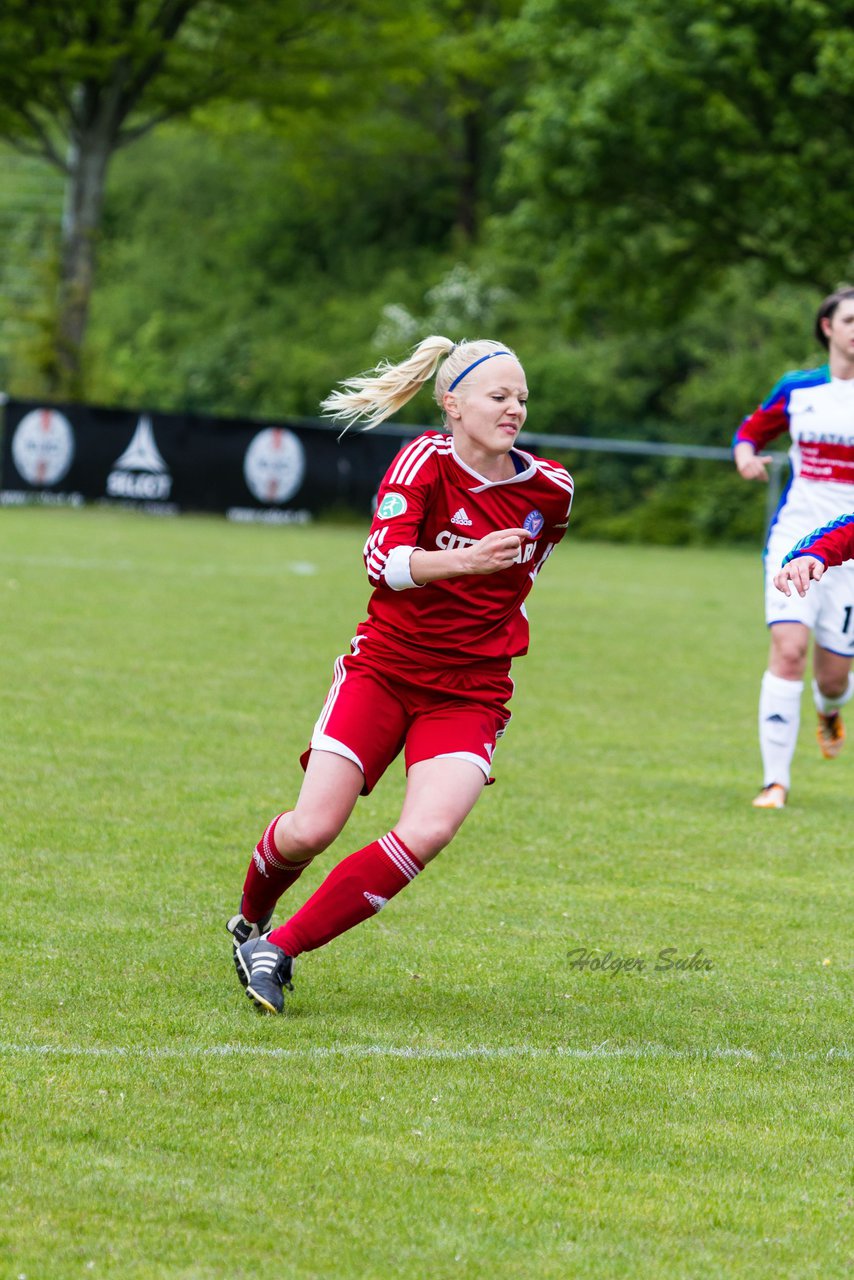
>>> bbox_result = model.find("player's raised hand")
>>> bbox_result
[773,556,826,597]
[465,528,531,575]
[734,441,774,482]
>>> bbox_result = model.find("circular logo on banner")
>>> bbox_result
[11,409,75,487]
[243,428,306,505]
[377,492,408,520]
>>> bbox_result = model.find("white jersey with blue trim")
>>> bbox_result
[735,366,854,548]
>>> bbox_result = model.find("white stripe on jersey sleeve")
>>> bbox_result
[529,541,556,582]
[534,459,574,495]
[398,440,451,487]
[366,550,389,583]
[363,526,388,558]
[388,436,428,485]
[389,435,452,487]
[389,436,436,486]
[363,527,389,583]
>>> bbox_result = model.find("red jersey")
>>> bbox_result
[357,431,573,669]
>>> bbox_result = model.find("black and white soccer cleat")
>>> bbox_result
[226,908,274,987]
[226,906,275,947]
[235,935,295,1015]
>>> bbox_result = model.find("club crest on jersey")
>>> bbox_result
[524,509,544,538]
[377,492,407,520]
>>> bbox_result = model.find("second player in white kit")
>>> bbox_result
[733,285,854,808]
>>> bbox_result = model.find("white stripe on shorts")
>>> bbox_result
[309,731,366,775]
[432,750,491,780]
[314,653,348,737]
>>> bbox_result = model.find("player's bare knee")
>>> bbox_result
[771,637,808,679]
[817,676,849,700]
[402,819,459,861]
[286,812,340,858]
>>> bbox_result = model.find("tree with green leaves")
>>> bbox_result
[496,0,854,327]
[0,0,424,392]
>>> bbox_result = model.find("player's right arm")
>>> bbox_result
[363,434,535,590]
[409,529,531,584]
[733,378,791,482]
[734,440,774,482]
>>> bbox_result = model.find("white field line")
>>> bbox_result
[0,553,316,577]
[0,1042,849,1064]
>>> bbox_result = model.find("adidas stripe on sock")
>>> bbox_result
[268,831,423,958]
[240,812,313,924]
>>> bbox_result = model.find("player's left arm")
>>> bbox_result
[774,512,854,595]
[528,466,574,580]
[774,555,826,597]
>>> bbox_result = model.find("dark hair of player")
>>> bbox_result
[815,284,854,349]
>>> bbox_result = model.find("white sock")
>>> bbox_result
[812,672,854,716]
[758,671,803,790]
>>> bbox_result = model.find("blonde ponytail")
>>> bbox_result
[320,335,516,431]
[320,335,456,431]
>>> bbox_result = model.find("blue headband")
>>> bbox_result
[448,350,512,391]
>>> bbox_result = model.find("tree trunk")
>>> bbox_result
[54,127,112,394]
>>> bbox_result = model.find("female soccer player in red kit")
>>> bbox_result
[227,336,573,1013]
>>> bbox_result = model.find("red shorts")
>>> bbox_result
[302,639,513,794]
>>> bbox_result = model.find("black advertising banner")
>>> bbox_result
[0,399,408,521]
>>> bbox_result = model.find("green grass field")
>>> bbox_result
[0,506,850,1280]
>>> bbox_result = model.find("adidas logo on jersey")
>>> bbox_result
[451,507,473,526]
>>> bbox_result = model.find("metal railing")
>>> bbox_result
[376,421,790,526]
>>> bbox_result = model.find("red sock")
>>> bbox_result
[268,831,423,958]
[240,813,313,923]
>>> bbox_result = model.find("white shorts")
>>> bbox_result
[765,527,854,655]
